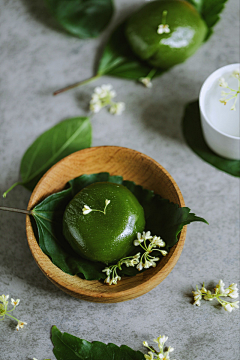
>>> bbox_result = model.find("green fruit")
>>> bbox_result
[125,0,207,69]
[63,182,145,264]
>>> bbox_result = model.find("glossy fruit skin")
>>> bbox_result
[63,182,145,265]
[125,0,207,69]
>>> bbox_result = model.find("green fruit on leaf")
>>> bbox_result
[63,182,145,264]
[125,0,208,69]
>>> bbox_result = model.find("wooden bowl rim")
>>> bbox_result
[26,146,186,301]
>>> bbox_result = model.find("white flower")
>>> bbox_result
[157,24,170,34]
[105,199,110,206]
[16,320,27,331]
[102,267,111,276]
[151,236,165,248]
[193,288,202,305]
[104,276,111,284]
[144,352,154,360]
[139,77,153,88]
[215,279,226,294]
[223,303,233,313]
[109,102,125,115]
[11,298,20,307]
[160,250,168,256]
[230,301,239,309]
[154,335,168,346]
[82,205,92,215]
[143,260,153,269]
[136,262,143,271]
[232,69,240,79]
[219,77,228,88]
[228,283,239,299]
[0,295,9,305]
[89,100,102,113]
[143,341,149,347]
[194,298,201,306]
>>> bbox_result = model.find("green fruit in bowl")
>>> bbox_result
[125,0,207,69]
[63,182,145,265]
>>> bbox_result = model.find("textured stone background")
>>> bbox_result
[0,0,239,359]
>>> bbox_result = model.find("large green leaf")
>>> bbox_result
[44,0,114,38]
[3,117,92,196]
[51,325,145,360]
[97,22,165,80]
[186,0,228,40]
[32,173,208,280]
[182,100,240,177]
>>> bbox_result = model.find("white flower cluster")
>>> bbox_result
[0,294,27,330]
[82,199,110,216]
[143,335,175,360]
[134,231,167,271]
[102,231,167,285]
[89,84,125,115]
[103,253,141,285]
[219,69,240,111]
[193,280,239,312]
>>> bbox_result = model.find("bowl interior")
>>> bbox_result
[26,146,186,302]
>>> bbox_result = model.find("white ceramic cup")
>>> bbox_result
[199,63,240,160]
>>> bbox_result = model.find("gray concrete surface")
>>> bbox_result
[0,0,239,359]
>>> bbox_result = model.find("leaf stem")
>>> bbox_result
[53,74,101,96]
[0,206,32,215]
[2,182,22,198]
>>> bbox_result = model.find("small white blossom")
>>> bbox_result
[232,69,240,79]
[151,236,165,248]
[82,205,92,215]
[143,341,149,347]
[223,303,233,313]
[219,77,228,88]
[0,294,9,305]
[157,24,170,34]
[139,77,153,88]
[136,262,143,271]
[89,100,102,113]
[11,298,20,307]
[145,352,154,360]
[16,320,27,331]
[153,335,168,346]
[228,283,239,299]
[102,267,111,276]
[215,279,226,294]
[109,102,125,115]
[105,199,110,206]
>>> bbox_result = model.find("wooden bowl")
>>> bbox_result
[26,146,186,302]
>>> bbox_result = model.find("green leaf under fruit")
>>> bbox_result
[32,173,208,281]
[51,325,145,360]
[3,117,92,196]
[44,0,114,39]
[186,0,228,40]
[97,22,165,80]
[182,100,240,177]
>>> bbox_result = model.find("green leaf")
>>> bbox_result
[97,22,165,80]
[44,0,114,38]
[32,172,208,280]
[182,100,240,177]
[186,0,228,40]
[3,117,92,196]
[51,325,145,360]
